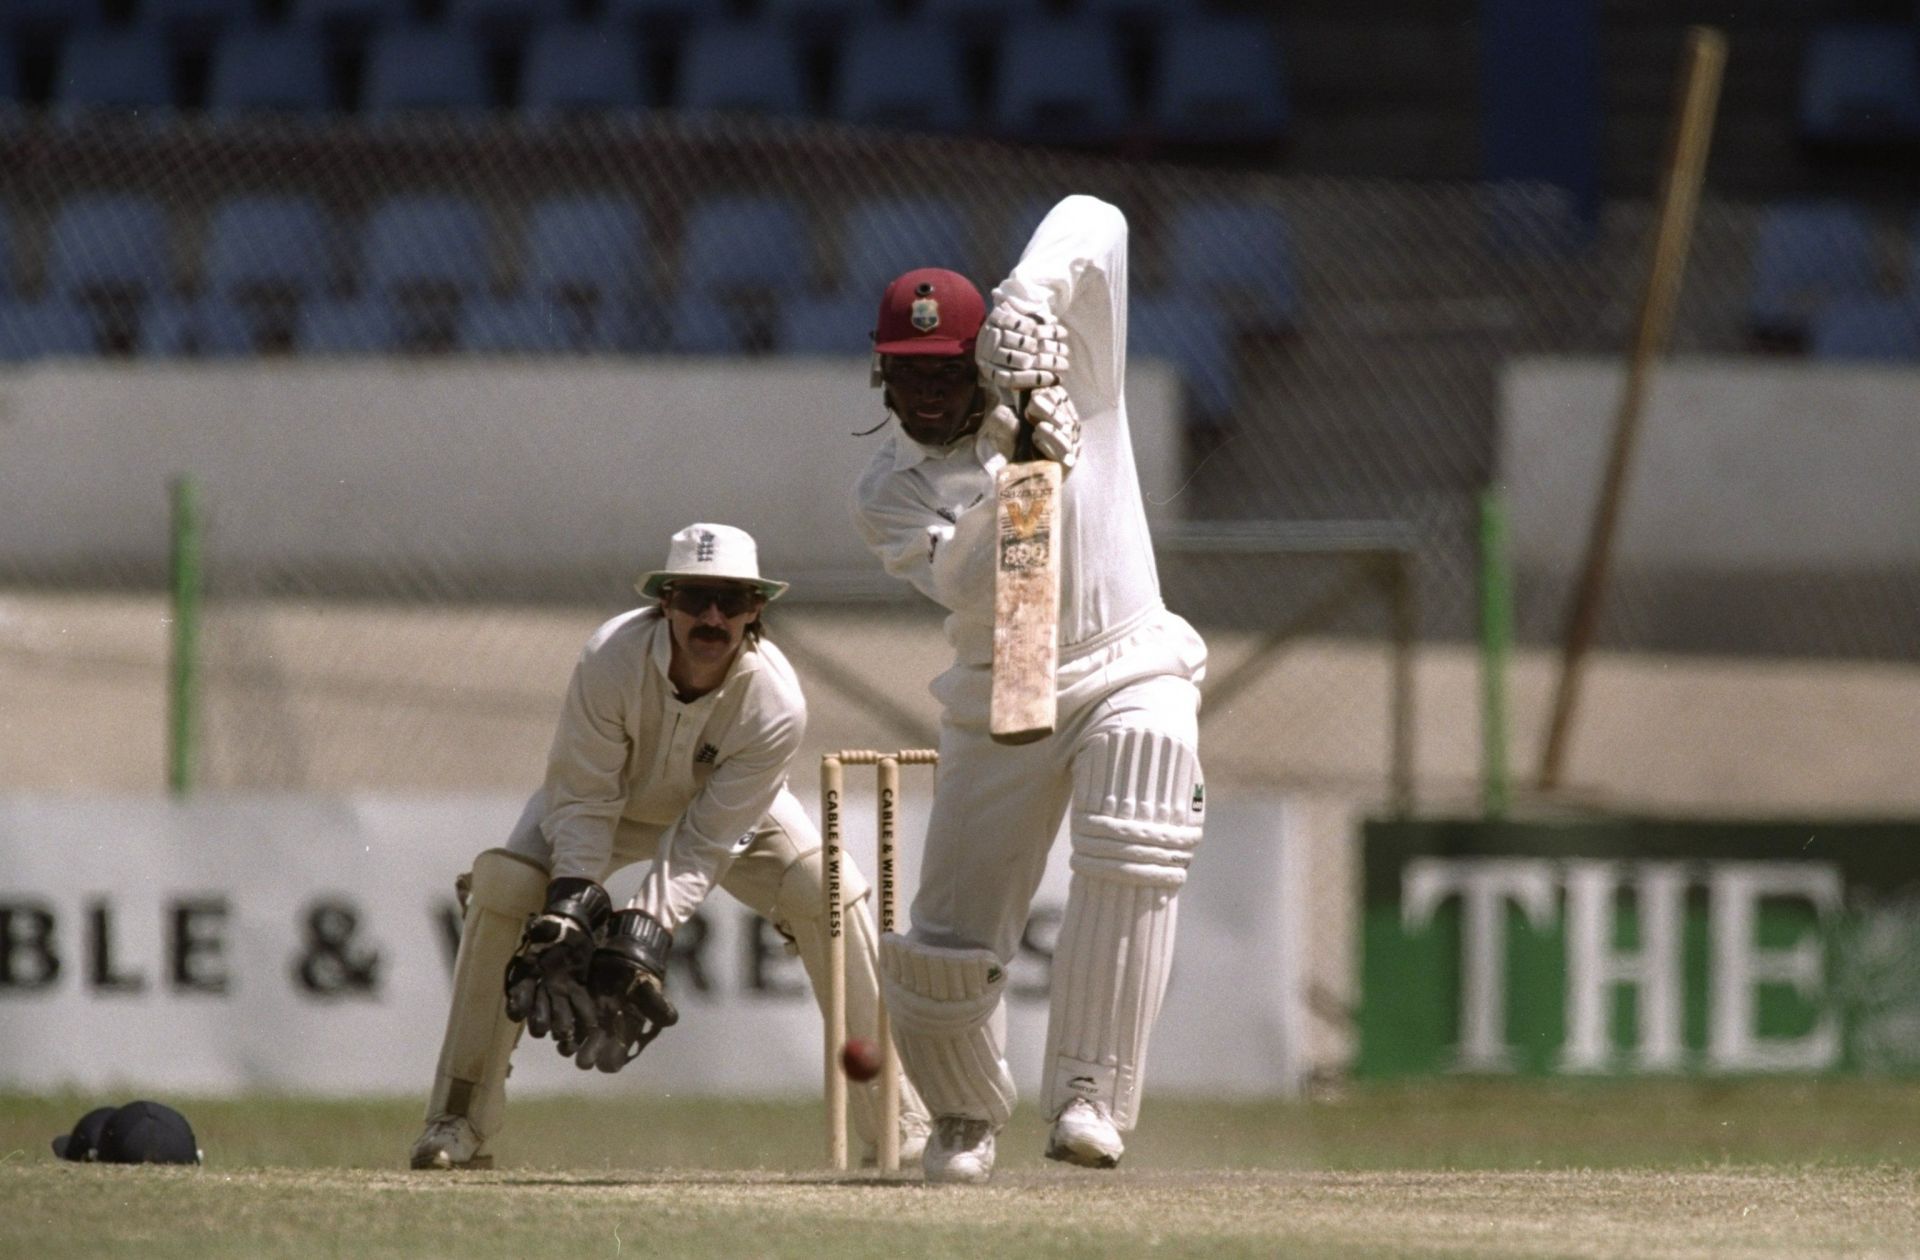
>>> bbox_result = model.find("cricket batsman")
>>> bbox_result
[854,195,1209,1182]
[412,522,928,1170]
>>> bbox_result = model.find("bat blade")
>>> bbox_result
[990,457,1061,744]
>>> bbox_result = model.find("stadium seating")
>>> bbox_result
[830,17,972,133]
[361,26,491,116]
[664,292,753,353]
[3,0,105,56]
[446,0,573,49]
[0,298,101,359]
[518,23,649,115]
[202,195,337,300]
[54,28,177,118]
[920,0,1049,47]
[1807,295,1920,360]
[456,294,585,354]
[675,20,809,118]
[295,297,402,354]
[989,17,1130,145]
[837,195,973,299]
[1081,0,1201,33]
[360,195,494,298]
[1131,292,1236,425]
[1747,200,1880,345]
[44,195,172,300]
[763,0,890,41]
[1165,198,1300,331]
[205,26,335,116]
[289,0,411,43]
[522,195,650,303]
[603,0,730,39]
[773,291,877,354]
[0,36,18,111]
[676,194,812,297]
[134,0,255,55]
[1797,23,1920,144]
[1147,15,1291,146]
[139,295,260,357]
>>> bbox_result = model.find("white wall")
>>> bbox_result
[0,358,1183,594]
[1500,357,1920,570]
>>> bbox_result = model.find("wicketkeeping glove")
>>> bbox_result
[503,877,611,1057]
[572,909,680,1073]
[976,302,1070,393]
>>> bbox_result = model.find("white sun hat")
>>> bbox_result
[635,523,789,601]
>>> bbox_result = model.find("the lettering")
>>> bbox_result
[293,899,380,997]
[171,898,230,994]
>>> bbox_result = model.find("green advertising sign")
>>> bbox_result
[1359,819,1920,1078]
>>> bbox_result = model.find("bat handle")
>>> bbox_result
[1012,390,1035,462]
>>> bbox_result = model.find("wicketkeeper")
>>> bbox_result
[412,522,929,1170]
[854,195,1209,1183]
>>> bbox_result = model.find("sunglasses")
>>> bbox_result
[664,583,763,618]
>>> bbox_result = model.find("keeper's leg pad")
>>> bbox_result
[772,851,930,1146]
[1044,727,1204,1130]
[425,847,547,1141]
[880,933,1017,1129]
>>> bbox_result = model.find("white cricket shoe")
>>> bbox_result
[410,1115,492,1170]
[1045,1098,1123,1169]
[922,1115,995,1185]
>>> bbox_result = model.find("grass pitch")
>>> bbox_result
[6,1081,1919,1259]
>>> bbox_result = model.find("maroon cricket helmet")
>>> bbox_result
[872,268,985,357]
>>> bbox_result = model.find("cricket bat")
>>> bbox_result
[990,414,1060,744]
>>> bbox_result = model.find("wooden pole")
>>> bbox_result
[1538,26,1726,791]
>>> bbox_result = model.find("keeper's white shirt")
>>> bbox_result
[855,194,1201,701]
[535,607,806,922]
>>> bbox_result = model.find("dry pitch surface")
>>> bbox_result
[6,1085,1919,1260]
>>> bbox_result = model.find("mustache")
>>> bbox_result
[690,626,731,643]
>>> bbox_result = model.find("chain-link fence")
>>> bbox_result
[1,113,1916,804]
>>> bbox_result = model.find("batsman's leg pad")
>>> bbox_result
[773,851,930,1147]
[880,933,1016,1129]
[425,847,547,1142]
[1045,727,1204,1130]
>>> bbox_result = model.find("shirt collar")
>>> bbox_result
[886,426,998,474]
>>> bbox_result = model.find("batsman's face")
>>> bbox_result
[663,582,764,669]
[882,354,984,447]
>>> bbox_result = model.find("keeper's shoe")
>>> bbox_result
[1045,1098,1123,1169]
[410,1115,493,1170]
[922,1115,995,1185]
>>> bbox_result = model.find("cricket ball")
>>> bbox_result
[840,1037,883,1082]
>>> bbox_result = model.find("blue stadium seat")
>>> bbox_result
[4,0,106,56]
[762,0,888,40]
[0,298,101,359]
[54,28,177,117]
[362,26,491,116]
[518,23,648,116]
[1166,199,1299,331]
[1747,201,1879,344]
[919,0,1048,46]
[837,195,972,298]
[523,195,649,302]
[457,294,583,354]
[675,20,808,118]
[202,195,336,298]
[989,18,1129,145]
[830,17,971,133]
[206,26,334,115]
[1798,23,1920,144]
[295,297,401,354]
[1080,0,1200,32]
[134,0,255,54]
[772,291,876,354]
[1131,292,1236,425]
[603,0,731,38]
[1807,295,1920,360]
[664,292,752,353]
[448,0,572,53]
[1147,16,1290,146]
[360,195,493,297]
[139,295,259,357]
[289,0,409,42]
[45,195,172,299]
[676,194,812,297]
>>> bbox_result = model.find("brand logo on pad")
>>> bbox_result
[1191,783,1206,816]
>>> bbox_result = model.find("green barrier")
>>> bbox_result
[1359,818,1920,1078]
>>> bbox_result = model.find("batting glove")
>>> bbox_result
[976,302,1070,393]
[1023,385,1081,470]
